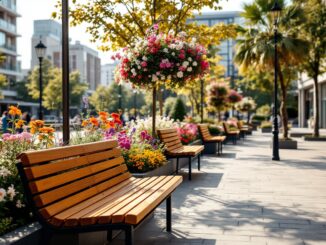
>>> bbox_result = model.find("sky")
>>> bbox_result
[17,0,251,69]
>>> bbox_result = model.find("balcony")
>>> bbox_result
[0,63,21,76]
[0,0,19,16]
[0,19,17,35]
[0,43,17,55]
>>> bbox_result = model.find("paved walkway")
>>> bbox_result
[112,132,326,245]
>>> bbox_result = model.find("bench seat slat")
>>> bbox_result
[111,176,175,223]
[20,140,118,165]
[62,177,161,226]
[167,145,204,157]
[48,177,143,227]
[125,176,183,224]
[29,156,125,194]
[92,176,167,224]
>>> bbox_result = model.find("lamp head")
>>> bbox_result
[270,1,282,25]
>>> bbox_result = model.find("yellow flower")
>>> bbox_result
[8,106,22,116]
[15,119,25,129]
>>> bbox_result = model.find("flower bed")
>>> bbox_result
[0,106,201,235]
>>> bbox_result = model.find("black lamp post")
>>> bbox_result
[200,79,204,123]
[118,84,122,109]
[133,89,137,118]
[35,40,47,120]
[270,1,282,161]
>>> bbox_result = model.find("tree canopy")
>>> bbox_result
[54,0,237,51]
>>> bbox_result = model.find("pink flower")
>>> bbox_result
[141,61,148,67]
[179,53,185,59]
[179,66,186,71]
[200,60,209,70]
[20,132,32,141]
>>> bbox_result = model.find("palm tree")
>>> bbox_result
[235,0,308,139]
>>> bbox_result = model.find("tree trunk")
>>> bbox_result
[152,86,157,137]
[278,69,289,139]
[217,110,221,122]
[158,88,163,117]
[313,76,320,137]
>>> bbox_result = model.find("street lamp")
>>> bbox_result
[133,89,137,118]
[118,84,122,109]
[269,1,282,161]
[35,40,47,120]
[200,79,204,123]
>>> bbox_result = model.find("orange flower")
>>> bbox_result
[8,106,22,116]
[105,121,115,129]
[89,117,99,127]
[81,120,89,127]
[111,113,120,119]
[15,119,25,129]
[30,120,44,128]
[39,127,55,134]
[99,111,108,119]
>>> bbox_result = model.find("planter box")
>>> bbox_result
[290,132,311,138]
[132,159,176,178]
[279,139,298,149]
[260,127,272,133]
[132,139,203,178]
[303,136,326,141]
[203,142,217,154]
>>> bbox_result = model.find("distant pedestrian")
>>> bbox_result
[1,111,9,133]
[22,112,31,124]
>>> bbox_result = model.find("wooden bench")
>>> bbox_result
[16,140,182,245]
[222,122,240,145]
[198,124,226,155]
[237,121,251,138]
[157,128,204,181]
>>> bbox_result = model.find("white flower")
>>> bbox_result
[7,185,16,201]
[142,56,148,61]
[152,75,158,82]
[161,75,166,80]
[182,61,189,67]
[177,71,184,78]
[163,48,169,53]
[172,52,176,56]
[135,60,140,65]
[167,75,172,80]
[188,57,193,62]
[176,63,180,67]
[187,67,193,72]
[137,66,141,69]
[0,188,6,202]
[192,61,198,67]
[16,200,25,208]
[0,167,10,178]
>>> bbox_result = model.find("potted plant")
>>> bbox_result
[260,121,273,133]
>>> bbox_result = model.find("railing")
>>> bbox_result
[0,19,17,33]
[0,0,17,12]
[0,44,16,52]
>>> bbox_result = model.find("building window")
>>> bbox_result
[72,55,77,70]
[0,32,5,46]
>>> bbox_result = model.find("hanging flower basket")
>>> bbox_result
[115,29,209,89]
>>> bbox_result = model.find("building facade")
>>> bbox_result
[101,62,118,87]
[297,73,326,129]
[0,0,21,88]
[188,11,244,81]
[31,20,101,91]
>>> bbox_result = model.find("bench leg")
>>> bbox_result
[107,229,113,241]
[166,196,172,232]
[188,157,192,181]
[176,158,179,174]
[125,226,134,245]
[221,142,223,154]
[41,228,52,245]
[197,155,200,171]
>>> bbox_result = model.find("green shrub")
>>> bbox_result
[170,98,187,121]
[208,125,222,135]
[256,104,271,116]
[260,121,272,128]
[163,97,177,117]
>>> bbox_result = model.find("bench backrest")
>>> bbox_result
[237,121,243,129]
[17,140,131,221]
[222,122,231,134]
[198,124,212,141]
[157,128,183,153]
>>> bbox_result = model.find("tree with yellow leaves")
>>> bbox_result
[56,0,237,51]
